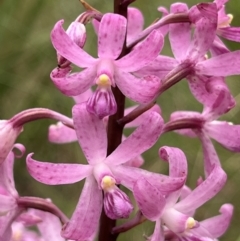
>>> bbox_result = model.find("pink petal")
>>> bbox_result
[50,66,96,96]
[202,83,235,120]
[211,36,230,56]
[205,121,240,151]
[51,20,97,68]
[188,76,234,111]
[115,71,161,104]
[125,104,161,128]
[72,103,107,165]
[187,4,217,61]
[62,176,102,240]
[149,220,164,241]
[0,121,22,165]
[169,3,191,61]
[127,7,144,43]
[197,131,221,178]
[73,88,93,104]
[196,50,240,76]
[0,151,18,197]
[116,30,164,72]
[98,13,126,59]
[174,165,226,214]
[36,210,65,241]
[48,122,77,144]
[159,146,187,178]
[135,55,178,79]
[217,27,240,42]
[200,204,233,238]
[112,165,185,193]
[105,111,163,166]
[92,18,99,34]
[159,146,187,206]
[0,195,16,213]
[26,154,92,185]
[133,178,166,221]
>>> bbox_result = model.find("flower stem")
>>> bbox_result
[98,1,129,241]
[17,196,69,224]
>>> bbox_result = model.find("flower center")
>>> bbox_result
[96,74,111,87]
[218,14,233,28]
[101,175,116,191]
[186,217,197,229]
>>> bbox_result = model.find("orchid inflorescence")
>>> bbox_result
[0,0,240,240]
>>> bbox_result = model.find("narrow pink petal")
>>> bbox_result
[211,36,230,56]
[188,76,234,113]
[98,13,126,59]
[125,104,161,128]
[48,122,77,144]
[62,176,102,240]
[196,50,240,76]
[217,27,240,42]
[202,84,235,120]
[0,195,16,213]
[205,121,240,151]
[0,121,22,165]
[133,178,166,221]
[115,71,161,103]
[50,66,96,96]
[174,165,226,213]
[197,131,221,177]
[112,165,185,193]
[51,20,97,68]
[72,103,107,165]
[159,146,187,206]
[92,19,99,35]
[36,211,65,241]
[169,3,191,61]
[187,4,217,60]
[135,55,178,79]
[26,154,92,185]
[127,8,144,43]
[116,30,164,72]
[0,151,18,197]
[149,220,164,241]
[105,111,163,166]
[159,146,187,178]
[200,204,233,238]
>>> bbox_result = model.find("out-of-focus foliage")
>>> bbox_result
[0,0,240,240]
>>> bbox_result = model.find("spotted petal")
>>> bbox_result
[62,176,102,240]
[26,154,92,185]
[105,111,163,166]
[174,166,226,213]
[98,13,127,59]
[51,20,97,68]
[72,103,107,165]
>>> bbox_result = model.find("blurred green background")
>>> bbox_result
[0,0,240,240]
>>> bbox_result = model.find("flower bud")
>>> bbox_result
[57,21,86,68]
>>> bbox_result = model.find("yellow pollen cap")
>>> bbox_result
[101,175,116,190]
[186,217,196,229]
[97,74,111,86]
[227,14,233,24]
[12,231,22,241]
